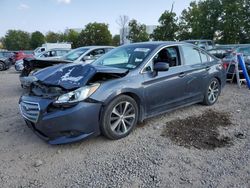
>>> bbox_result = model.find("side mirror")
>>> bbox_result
[83,55,94,61]
[154,62,169,72]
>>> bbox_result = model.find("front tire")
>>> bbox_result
[203,78,221,106]
[101,95,139,140]
[0,61,5,71]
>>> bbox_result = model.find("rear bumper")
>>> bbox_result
[19,95,102,144]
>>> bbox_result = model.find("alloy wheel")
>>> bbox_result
[109,101,136,134]
[208,80,219,104]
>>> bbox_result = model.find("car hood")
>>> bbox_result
[33,63,128,90]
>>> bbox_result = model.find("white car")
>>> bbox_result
[36,48,71,59]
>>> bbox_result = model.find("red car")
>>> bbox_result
[14,51,34,62]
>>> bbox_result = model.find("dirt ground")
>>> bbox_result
[0,67,249,188]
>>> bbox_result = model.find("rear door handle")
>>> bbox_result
[179,72,186,78]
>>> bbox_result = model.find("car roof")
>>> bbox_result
[122,41,193,48]
[76,46,115,50]
[46,48,71,51]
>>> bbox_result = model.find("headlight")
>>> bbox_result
[54,83,100,105]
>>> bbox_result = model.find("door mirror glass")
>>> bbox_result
[83,55,94,61]
[154,62,169,72]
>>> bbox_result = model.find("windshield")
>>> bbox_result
[62,48,89,61]
[92,45,155,70]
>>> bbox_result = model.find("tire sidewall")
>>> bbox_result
[101,95,139,140]
[0,62,5,71]
[204,77,221,106]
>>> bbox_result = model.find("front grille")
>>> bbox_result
[19,101,40,123]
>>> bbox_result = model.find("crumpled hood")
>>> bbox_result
[33,63,128,90]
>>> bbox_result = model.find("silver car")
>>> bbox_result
[61,46,114,64]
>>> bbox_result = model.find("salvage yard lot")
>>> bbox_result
[0,67,249,187]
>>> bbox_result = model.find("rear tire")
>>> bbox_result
[101,95,138,140]
[203,78,221,106]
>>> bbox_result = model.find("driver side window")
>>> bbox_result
[145,46,179,72]
[85,49,105,60]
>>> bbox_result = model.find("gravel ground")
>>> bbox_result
[0,67,249,188]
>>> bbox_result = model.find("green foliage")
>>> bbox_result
[112,35,120,46]
[177,0,223,41]
[151,11,178,41]
[78,22,112,46]
[66,30,80,48]
[2,30,31,50]
[45,31,62,43]
[127,19,149,43]
[219,0,243,44]
[30,31,45,49]
[177,0,250,44]
[240,0,250,43]
[2,1,250,49]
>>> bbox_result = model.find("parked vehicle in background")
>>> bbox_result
[19,42,226,144]
[14,51,34,62]
[60,46,114,64]
[34,43,72,56]
[183,40,215,50]
[207,46,235,59]
[13,51,34,72]
[15,59,25,72]
[0,57,11,71]
[36,48,71,59]
[15,49,71,72]
[0,51,15,64]
[221,44,250,74]
[19,46,114,87]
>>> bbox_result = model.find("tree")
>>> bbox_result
[2,30,30,50]
[45,31,61,43]
[127,19,149,43]
[112,35,120,46]
[78,22,112,46]
[219,0,244,44]
[240,0,250,43]
[151,8,178,41]
[176,0,247,43]
[116,15,129,45]
[30,31,45,49]
[66,29,80,48]
[177,0,223,41]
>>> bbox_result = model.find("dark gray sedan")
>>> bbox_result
[19,42,226,144]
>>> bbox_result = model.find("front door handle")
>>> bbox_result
[179,72,186,78]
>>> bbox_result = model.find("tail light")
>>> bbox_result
[222,62,228,70]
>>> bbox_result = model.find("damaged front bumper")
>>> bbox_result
[19,76,38,88]
[19,95,102,144]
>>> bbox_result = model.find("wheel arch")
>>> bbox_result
[100,91,145,123]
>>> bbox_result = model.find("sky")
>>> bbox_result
[0,0,193,37]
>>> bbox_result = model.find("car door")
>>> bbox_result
[142,46,190,116]
[180,45,210,101]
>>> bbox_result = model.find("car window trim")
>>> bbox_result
[140,44,182,74]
